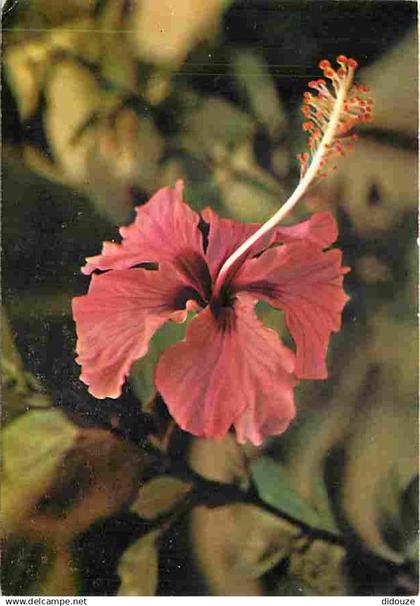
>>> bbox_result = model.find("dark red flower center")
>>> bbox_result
[171,248,236,331]
[210,286,237,333]
[173,249,212,303]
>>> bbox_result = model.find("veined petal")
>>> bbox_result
[232,242,350,380]
[202,207,265,280]
[203,209,336,290]
[155,296,297,445]
[234,397,294,446]
[72,265,193,399]
[82,181,204,275]
[273,211,338,248]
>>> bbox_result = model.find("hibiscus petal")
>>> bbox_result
[274,211,338,248]
[72,266,193,399]
[155,297,297,445]
[82,180,204,275]
[203,209,337,286]
[234,400,293,446]
[202,207,263,279]
[232,242,350,380]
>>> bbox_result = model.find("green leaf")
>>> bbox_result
[2,409,79,532]
[400,477,419,564]
[2,310,51,424]
[181,154,224,212]
[130,319,189,407]
[181,96,255,157]
[191,502,301,594]
[157,151,224,213]
[211,139,284,222]
[288,537,347,596]
[131,476,191,520]
[255,300,287,339]
[32,545,80,596]
[117,529,160,596]
[4,43,45,119]
[250,457,323,529]
[233,50,286,138]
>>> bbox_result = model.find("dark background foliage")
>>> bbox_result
[2,0,418,596]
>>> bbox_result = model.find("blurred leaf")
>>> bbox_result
[5,0,95,37]
[400,478,419,565]
[2,310,52,424]
[117,529,160,596]
[130,319,189,408]
[342,393,417,563]
[190,434,257,490]
[217,175,281,223]
[46,17,102,63]
[277,350,368,534]
[213,140,285,222]
[85,110,163,222]
[2,408,146,543]
[42,56,164,222]
[22,147,67,185]
[233,50,286,138]
[190,438,304,595]
[131,476,192,520]
[159,153,224,213]
[360,28,417,136]
[2,409,79,533]
[288,537,347,596]
[130,0,229,67]
[97,0,139,93]
[4,42,48,119]
[32,544,80,596]
[4,18,101,119]
[44,58,102,184]
[192,503,301,595]
[251,457,325,529]
[387,243,417,322]
[144,71,174,105]
[340,297,417,562]
[182,96,255,158]
[100,47,138,94]
[309,140,417,235]
[32,428,146,541]
[271,145,292,179]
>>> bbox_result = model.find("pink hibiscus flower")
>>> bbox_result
[72,56,371,445]
[73,181,347,444]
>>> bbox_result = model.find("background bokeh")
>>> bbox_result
[2,0,418,596]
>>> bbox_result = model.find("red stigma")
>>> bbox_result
[319,59,331,70]
[336,55,348,64]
